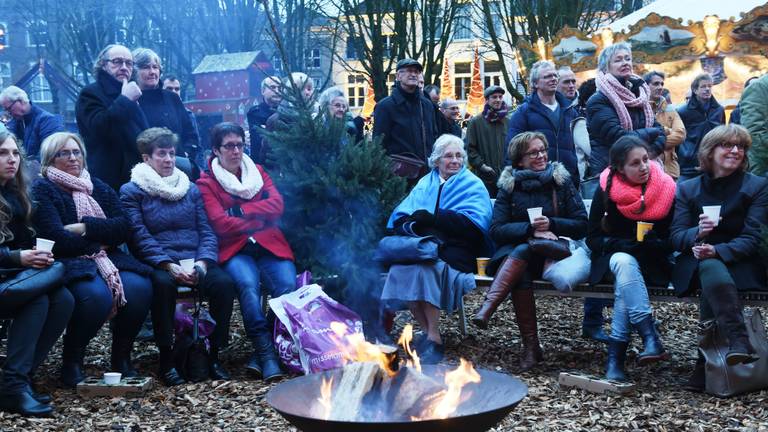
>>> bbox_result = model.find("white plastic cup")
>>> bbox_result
[702,206,721,227]
[527,207,543,224]
[35,238,55,252]
[104,372,122,385]
[179,259,195,273]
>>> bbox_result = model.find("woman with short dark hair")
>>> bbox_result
[671,124,767,391]
[120,127,236,386]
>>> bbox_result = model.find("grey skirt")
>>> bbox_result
[381,259,476,312]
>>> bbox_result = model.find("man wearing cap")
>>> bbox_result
[506,60,580,185]
[466,86,509,196]
[373,58,437,182]
[0,85,64,160]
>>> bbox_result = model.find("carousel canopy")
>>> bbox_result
[608,0,767,31]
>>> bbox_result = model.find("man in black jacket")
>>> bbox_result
[246,75,281,163]
[677,73,725,182]
[373,58,436,181]
[76,44,148,191]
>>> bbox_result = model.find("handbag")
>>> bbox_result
[527,189,572,260]
[173,282,215,382]
[699,308,768,397]
[0,265,64,307]
[389,153,426,179]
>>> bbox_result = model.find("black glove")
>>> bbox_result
[410,210,435,227]
[639,230,668,253]
[604,238,640,254]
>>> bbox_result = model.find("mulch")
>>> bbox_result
[1,291,767,431]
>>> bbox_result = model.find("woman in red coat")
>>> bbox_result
[196,122,295,381]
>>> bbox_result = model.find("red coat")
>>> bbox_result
[196,165,294,264]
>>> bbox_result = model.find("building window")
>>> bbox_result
[383,34,395,58]
[346,74,366,108]
[0,62,11,88]
[0,23,8,49]
[271,53,283,73]
[454,62,472,100]
[304,48,320,69]
[28,74,52,103]
[483,60,502,88]
[345,36,358,60]
[26,21,47,48]
[482,13,503,39]
[454,6,472,40]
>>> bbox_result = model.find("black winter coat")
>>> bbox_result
[76,70,149,191]
[586,186,674,286]
[488,162,587,275]
[676,95,725,177]
[138,88,199,159]
[373,83,437,163]
[670,171,768,295]
[586,77,665,177]
[31,177,151,284]
[247,100,277,164]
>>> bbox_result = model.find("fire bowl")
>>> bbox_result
[266,364,528,432]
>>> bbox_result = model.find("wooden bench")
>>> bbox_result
[454,275,768,337]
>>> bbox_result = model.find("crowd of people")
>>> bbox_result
[0,39,766,418]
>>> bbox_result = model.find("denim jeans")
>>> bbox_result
[63,271,153,362]
[223,253,296,341]
[0,263,74,391]
[608,252,652,342]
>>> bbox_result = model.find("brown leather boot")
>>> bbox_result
[472,257,528,329]
[511,288,543,372]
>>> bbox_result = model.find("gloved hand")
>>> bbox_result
[410,209,435,227]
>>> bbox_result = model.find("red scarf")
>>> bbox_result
[599,161,676,221]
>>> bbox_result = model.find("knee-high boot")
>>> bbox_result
[702,283,759,365]
[511,288,542,371]
[472,257,527,329]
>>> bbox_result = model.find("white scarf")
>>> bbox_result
[211,154,263,200]
[130,162,191,201]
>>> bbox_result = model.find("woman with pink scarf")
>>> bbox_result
[31,133,153,388]
[586,42,666,178]
[586,135,677,383]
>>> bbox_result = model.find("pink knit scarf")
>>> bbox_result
[595,71,655,131]
[599,161,676,221]
[46,167,126,317]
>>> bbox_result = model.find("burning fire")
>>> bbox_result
[324,321,481,421]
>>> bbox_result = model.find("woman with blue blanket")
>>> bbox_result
[381,134,492,364]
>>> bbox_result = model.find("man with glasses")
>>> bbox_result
[506,60,580,185]
[76,44,148,190]
[247,75,282,164]
[373,58,437,185]
[0,86,64,160]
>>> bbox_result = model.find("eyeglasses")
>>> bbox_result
[54,149,82,159]
[330,102,348,109]
[107,58,134,68]
[441,153,464,160]
[719,142,746,151]
[3,100,19,113]
[540,73,559,81]
[523,149,548,158]
[221,142,245,151]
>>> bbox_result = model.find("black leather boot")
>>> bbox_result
[634,315,669,365]
[254,334,285,381]
[0,389,52,417]
[111,337,138,378]
[703,284,760,365]
[209,347,231,381]
[158,346,185,387]
[60,344,85,388]
[605,338,629,382]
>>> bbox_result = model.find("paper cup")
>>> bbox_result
[179,259,195,273]
[702,206,721,227]
[636,222,654,242]
[527,207,543,224]
[583,199,593,215]
[103,372,122,385]
[476,257,490,277]
[35,238,55,252]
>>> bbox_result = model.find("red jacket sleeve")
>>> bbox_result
[239,166,284,223]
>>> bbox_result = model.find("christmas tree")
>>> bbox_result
[260,85,406,324]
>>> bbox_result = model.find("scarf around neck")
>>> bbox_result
[595,71,654,131]
[512,164,555,191]
[482,101,509,123]
[211,154,264,200]
[130,162,190,201]
[599,161,676,221]
[45,167,126,317]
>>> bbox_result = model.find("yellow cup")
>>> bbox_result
[636,222,654,242]
[476,257,490,276]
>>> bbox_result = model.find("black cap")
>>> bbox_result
[483,85,505,98]
[396,58,423,72]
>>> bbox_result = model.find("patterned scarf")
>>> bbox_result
[45,167,126,317]
[598,161,676,221]
[482,101,509,123]
[595,71,654,131]
[211,154,263,200]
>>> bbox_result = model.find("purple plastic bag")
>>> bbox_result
[174,301,216,339]
[273,319,303,374]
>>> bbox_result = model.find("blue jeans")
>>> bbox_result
[608,253,652,342]
[223,253,296,341]
[63,271,153,362]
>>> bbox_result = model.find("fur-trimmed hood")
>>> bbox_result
[496,162,571,193]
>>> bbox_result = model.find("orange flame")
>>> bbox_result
[396,324,421,372]
[433,359,481,418]
[330,321,397,376]
[317,376,333,420]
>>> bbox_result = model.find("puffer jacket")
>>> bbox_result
[676,95,725,177]
[487,162,587,275]
[119,181,218,267]
[586,77,665,177]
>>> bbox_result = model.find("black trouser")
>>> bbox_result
[150,266,236,350]
[0,264,73,392]
[698,258,738,321]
